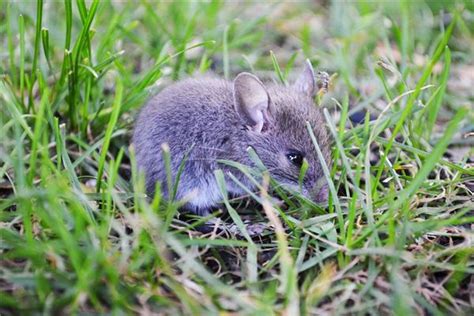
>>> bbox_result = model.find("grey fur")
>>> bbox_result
[132,61,331,215]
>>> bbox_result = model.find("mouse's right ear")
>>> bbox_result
[233,73,272,133]
[293,59,316,97]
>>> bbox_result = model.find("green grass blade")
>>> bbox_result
[18,14,25,108]
[306,122,345,242]
[27,89,49,185]
[214,169,254,243]
[96,78,123,192]
[30,0,44,82]
[426,47,451,136]
[270,51,286,85]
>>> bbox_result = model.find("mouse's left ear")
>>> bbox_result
[233,73,273,133]
[293,59,316,97]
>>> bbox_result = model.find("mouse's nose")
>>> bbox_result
[309,182,329,203]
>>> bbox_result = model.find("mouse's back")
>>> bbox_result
[132,77,246,207]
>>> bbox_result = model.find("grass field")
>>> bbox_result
[1,1,473,315]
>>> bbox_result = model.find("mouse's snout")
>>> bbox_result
[293,178,329,203]
[308,181,329,203]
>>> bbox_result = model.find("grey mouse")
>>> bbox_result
[132,60,331,216]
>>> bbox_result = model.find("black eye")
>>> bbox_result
[286,151,304,167]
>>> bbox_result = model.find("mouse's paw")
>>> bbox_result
[226,220,268,237]
[197,218,269,237]
[243,222,267,236]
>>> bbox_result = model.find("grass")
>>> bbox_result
[1,1,473,314]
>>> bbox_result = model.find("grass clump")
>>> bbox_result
[1,1,473,314]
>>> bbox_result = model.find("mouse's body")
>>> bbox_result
[133,60,331,215]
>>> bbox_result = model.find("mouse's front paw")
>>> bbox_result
[244,222,267,236]
[225,220,268,237]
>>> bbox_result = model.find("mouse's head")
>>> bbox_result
[233,60,331,203]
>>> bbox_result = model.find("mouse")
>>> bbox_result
[132,60,331,216]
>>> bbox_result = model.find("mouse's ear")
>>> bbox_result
[233,73,272,133]
[293,59,316,97]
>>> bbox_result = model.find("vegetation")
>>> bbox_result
[1,1,473,314]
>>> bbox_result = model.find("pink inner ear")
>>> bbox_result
[250,121,270,133]
[251,120,264,133]
[303,83,312,94]
[261,121,270,133]
[294,60,316,97]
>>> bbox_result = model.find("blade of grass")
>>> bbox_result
[270,51,286,85]
[306,122,345,242]
[96,77,123,192]
[260,174,299,315]
[283,51,299,80]
[27,89,49,185]
[19,14,25,108]
[426,47,451,136]
[69,0,99,129]
[29,0,44,109]
[214,169,254,243]
[6,4,17,85]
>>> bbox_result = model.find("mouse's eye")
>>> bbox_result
[286,150,304,167]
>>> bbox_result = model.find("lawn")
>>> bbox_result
[1,1,473,315]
